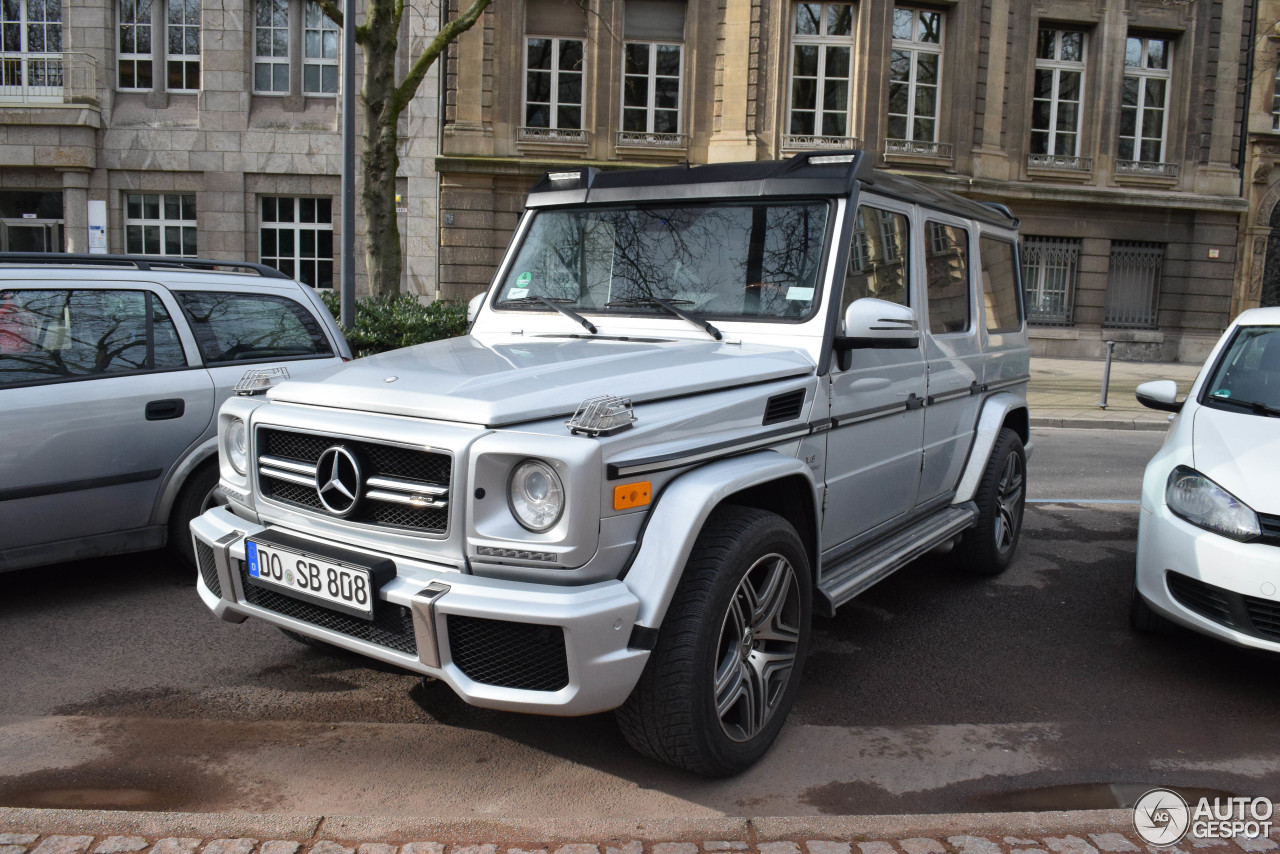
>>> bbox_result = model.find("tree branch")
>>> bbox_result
[392,0,492,114]
[314,0,343,29]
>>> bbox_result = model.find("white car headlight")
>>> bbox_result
[508,459,565,532]
[1166,465,1260,541]
[225,418,248,475]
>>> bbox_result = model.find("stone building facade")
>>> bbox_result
[439,0,1255,361]
[0,0,442,298]
[1240,0,1280,315]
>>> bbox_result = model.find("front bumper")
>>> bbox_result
[191,505,649,715]
[1135,503,1280,654]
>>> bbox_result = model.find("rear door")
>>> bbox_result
[0,284,214,554]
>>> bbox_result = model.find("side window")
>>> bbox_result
[925,222,970,333]
[0,289,186,386]
[979,237,1022,334]
[844,204,910,315]
[177,291,332,364]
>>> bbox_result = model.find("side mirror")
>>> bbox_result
[833,298,920,369]
[467,291,486,325]
[1135,379,1182,413]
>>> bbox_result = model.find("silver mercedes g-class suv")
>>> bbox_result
[192,151,1030,775]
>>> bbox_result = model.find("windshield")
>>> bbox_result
[494,201,830,321]
[1201,326,1280,415]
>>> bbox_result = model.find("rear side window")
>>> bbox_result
[925,222,970,334]
[0,289,186,386]
[979,237,1022,334]
[176,291,332,365]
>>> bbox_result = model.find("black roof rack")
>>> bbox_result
[0,252,290,279]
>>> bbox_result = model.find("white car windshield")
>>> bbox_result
[494,201,830,322]
[1202,326,1280,416]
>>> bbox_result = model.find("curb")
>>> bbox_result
[1029,417,1169,431]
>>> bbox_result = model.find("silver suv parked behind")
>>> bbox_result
[0,254,351,572]
[192,151,1031,775]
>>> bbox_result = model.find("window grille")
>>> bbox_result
[1104,241,1163,329]
[1021,236,1079,325]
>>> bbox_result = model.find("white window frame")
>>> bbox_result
[117,0,153,90]
[786,2,855,141]
[253,0,289,94]
[125,193,197,257]
[523,35,584,130]
[115,0,198,92]
[621,40,683,135]
[302,0,338,95]
[1119,35,1171,164]
[259,196,335,289]
[1272,59,1280,132]
[887,6,942,143]
[165,0,200,92]
[1032,28,1086,157]
[3,0,64,100]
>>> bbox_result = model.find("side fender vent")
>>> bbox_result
[763,389,806,426]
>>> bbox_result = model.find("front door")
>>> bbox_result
[1,219,63,252]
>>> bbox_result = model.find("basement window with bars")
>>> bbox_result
[1021,236,1079,325]
[1104,241,1163,329]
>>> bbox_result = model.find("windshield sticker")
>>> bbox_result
[516,272,532,286]
[1213,389,1231,398]
[507,287,530,299]
[786,286,815,302]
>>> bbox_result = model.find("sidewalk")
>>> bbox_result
[1028,356,1202,431]
[4,807,1274,854]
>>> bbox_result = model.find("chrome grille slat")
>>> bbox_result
[259,455,318,475]
[365,488,448,508]
[260,466,319,487]
[366,475,448,496]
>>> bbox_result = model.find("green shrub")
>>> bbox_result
[321,292,468,358]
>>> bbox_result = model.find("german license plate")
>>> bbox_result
[246,538,374,619]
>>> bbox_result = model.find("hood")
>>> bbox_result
[268,334,816,426]
[1192,404,1280,512]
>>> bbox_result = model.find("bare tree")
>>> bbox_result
[312,0,493,297]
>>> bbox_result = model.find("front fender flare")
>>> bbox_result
[621,450,816,630]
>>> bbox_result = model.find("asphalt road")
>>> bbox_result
[2,427,1278,818]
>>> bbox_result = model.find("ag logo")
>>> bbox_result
[1134,788,1190,846]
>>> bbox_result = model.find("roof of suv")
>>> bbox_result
[0,253,289,279]
[526,149,1017,229]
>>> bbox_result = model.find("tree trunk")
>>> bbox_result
[360,0,402,298]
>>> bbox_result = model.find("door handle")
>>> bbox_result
[145,399,185,421]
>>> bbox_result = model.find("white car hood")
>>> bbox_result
[1192,404,1280,512]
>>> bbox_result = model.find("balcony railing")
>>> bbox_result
[518,127,588,144]
[1027,153,1094,172]
[1115,160,1179,180]
[0,51,97,105]
[616,131,687,149]
[783,134,861,151]
[884,139,953,159]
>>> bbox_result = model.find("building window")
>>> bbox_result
[1272,60,1280,131]
[1021,236,1079,326]
[887,6,942,144]
[2,0,64,97]
[253,0,289,93]
[788,3,854,142]
[1032,29,1085,157]
[303,1,338,94]
[619,0,685,144]
[166,0,200,90]
[260,196,334,289]
[1119,35,1170,164]
[116,0,198,91]
[524,37,583,130]
[125,193,197,256]
[1104,241,1163,329]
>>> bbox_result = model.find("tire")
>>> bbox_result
[1129,579,1177,635]
[168,462,226,567]
[615,505,812,777]
[956,427,1026,576]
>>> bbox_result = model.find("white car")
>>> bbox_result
[1132,306,1280,649]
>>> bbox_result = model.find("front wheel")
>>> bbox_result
[615,505,812,776]
[956,427,1026,576]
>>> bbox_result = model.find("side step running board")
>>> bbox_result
[817,503,978,616]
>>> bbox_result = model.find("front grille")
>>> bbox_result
[1167,572,1235,627]
[1257,513,1280,547]
[257,427,451,535]
[1244,595,1280,641]
[447,615,569,692]
[196,540,221,598]
[238,561,418,655]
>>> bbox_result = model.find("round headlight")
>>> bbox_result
[226,418,248,475]
[508,459,565,532]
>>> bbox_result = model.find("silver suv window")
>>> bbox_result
[0,288,186,386]
[176,291,333,364]
[494,201,831,321]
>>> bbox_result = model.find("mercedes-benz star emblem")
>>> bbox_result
[315,446,362,517]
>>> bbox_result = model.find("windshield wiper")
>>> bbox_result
[606,297,722,341]
[1210,395,1280,418]
[503,295,597,335]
